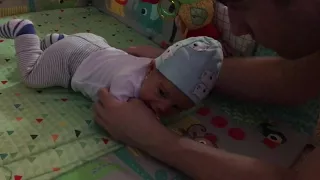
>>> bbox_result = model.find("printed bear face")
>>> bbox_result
[160,48,174,61]
[189,41,211,51]
[201,70,215,87]
[192,83,208,100]
[160,42,183,60]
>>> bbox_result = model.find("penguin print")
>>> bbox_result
[260,123,287,149]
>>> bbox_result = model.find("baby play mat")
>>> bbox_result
[0,7,319,180]
[0,7,154,180]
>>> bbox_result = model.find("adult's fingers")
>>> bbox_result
[94,114,105,127]
[93,103,109,126]
[127,97,146,105]
[94,114,110,132]
[97,88,121,107]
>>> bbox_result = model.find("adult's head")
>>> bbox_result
[219,0,320,59]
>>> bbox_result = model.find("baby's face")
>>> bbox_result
[139,69,194,117]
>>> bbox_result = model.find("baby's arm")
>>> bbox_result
[74,81,134,102]
[124,46,164,58]
[72,82,103,102]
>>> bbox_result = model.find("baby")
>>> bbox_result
[0,19,223,116]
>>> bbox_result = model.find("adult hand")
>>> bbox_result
[93,88,177,149]
[124,45,164,58]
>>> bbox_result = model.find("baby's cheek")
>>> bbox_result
[139,88,153,101]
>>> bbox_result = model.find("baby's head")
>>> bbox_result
[140,36,223,117]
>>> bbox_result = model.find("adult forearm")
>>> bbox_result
[215,54,320,105]
[146,136,295,180]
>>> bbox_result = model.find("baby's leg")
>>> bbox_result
[40,33,67,50]
[0,19,67,88]
[0,19,35,38]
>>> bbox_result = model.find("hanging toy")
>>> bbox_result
[158,0,221,40]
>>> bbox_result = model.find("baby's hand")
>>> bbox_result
[124,46,164,58]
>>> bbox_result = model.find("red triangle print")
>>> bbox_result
[1,80,8,84]
[14,175,22,180]
[61,98,68,102]
[60,9,64,12]
[52,167,60,171]
[102,138,109,144]
[0,40,4,43]
[36,118,43,123]
[52,134,59,142]
[16,117,23,121]
[15,93,21,96]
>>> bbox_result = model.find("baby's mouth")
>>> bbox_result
[144,102,156,113]
[144,102,160,118]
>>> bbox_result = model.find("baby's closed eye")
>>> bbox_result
[158,88,168,98]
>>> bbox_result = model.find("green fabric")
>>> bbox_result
[0,7,155,180]
[33,0,88,12]
[254,45,278,57]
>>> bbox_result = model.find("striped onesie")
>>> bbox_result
[0,19,151,101]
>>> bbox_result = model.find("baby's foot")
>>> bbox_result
[40,33,67,50]
[0,19,35,39]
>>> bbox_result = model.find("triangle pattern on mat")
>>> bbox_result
[61,98,68,102]
[94,138,100,144]
[14,175,22,180]
[55,149,63,157]
[10,152,18,158]
[0,153,8,160]
[14,104,21,108]
[28,156,36,163]
[52,167,60,172]
[7,131,14,135]
[28,145,35,152]
[80,142,87,148]
[75,130,81,138]
[52,134,59,142]
[30,134,38,140]
[36,118,43,123]
[59,121,66,127]
[102,138,109,144]
[85,120,92,125]
[16,117,23,121]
